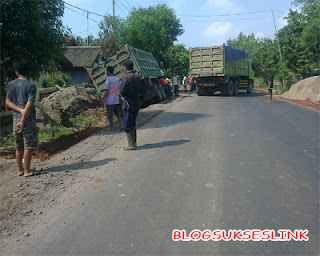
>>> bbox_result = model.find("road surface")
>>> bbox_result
[12,92,319,255]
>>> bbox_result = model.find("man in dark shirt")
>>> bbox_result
[6,58,38,177]
[267,70,274,103]
[120,59,141,150]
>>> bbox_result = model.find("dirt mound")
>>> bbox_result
[36,87,102,127]
[282,76,320,103]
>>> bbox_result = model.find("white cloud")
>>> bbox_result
[203,21,232,38]
[255,32,265,39]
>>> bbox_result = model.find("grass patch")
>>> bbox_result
[0,126,73,148]
[0,132,14,147]
[76,107,106,128]
[38,126,73,144]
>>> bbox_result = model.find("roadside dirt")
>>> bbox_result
[253,88,320,110]
[0,96,188,253]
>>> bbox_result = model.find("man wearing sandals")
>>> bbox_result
[6,58,39,177]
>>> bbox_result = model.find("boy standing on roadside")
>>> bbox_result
[267,70,274,103]
[6,58,38,177]
[103,66,123,131]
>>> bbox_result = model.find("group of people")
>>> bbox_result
[172,73,196,96]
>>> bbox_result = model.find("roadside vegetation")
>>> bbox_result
[0,108,107,148]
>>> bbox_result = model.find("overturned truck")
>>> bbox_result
[87,45,166,108]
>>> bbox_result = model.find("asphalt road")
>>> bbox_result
[15,92,319,255]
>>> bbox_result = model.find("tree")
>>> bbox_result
[164,44,189,77]
[1,0,69,85]
[119,4,183,66]
[73,35,98,46]
[98,15,123,59]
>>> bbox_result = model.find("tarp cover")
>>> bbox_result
[225,46,249,62]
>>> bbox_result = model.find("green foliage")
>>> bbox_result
[254,77,268,89]
[119,4,183,66]
[278,0,320,78]
[42,73,65,88]
[98,15,124,59]
[164,44,189,77]
[76,110,96,128]
[1,0,69,83]
[0,126,72,148]
[38,126,72,144]
[0,132,14,147]
[73,35,98,46]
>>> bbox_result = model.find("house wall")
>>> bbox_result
[62,67,89,85]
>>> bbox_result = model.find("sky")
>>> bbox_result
[62,0,297,48]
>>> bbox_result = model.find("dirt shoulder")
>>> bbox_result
[0,96,189,253]
[253,88,320,110]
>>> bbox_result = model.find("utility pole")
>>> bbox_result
[272,9,282,62]
[272,9,286,90]
[112,0,115,16]
[86,10,89,46]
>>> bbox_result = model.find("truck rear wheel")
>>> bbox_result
[225,81,234,96]
[196,85,204,96]
[247,80,253,94]
[233,81,239,96]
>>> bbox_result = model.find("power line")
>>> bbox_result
[123,0,133,10]
[178,10,269,17]
[73,25,101,36]
[181,16,282,22]
[65,6,101,24]
[64,1,105,17]
[118,0,130,12]
[115,2,127,16]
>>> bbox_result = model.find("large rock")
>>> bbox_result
[282,76,320,103]
[36,87,102,127]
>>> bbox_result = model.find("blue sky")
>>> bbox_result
[63,0,296,48]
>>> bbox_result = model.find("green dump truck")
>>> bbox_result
[87,44,166,108]
[190,44,254,96]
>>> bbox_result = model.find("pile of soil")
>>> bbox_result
[36,87,102,128]
[282,76,320,103]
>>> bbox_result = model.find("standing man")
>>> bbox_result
[267,70,274,103]
[120,59,141,150]
[188,75,194,94]
[173,72,180,96]
[103,66,123,131]
[5,58,38,177]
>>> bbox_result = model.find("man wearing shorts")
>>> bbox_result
[267,70,274,103]
[6,58,38,177]
[103,66,123,131]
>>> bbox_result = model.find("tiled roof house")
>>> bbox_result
[61,46,104,85]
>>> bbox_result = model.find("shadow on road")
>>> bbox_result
[139,111,212,129]
[138,139,191,150]
[38,158,117,174]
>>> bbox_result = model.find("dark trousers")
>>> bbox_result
[123,110,138,132]
[174,85,179,96]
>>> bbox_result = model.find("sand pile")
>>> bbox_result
[282,76,320,103]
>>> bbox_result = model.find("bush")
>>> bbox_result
[42,72,67,88]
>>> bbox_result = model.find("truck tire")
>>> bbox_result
[247,80,253,94]
[158,83,167,100]
[196,85,204,96]
[153,83,163,102]
[233,81,239,96]
[225,81,234,96]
